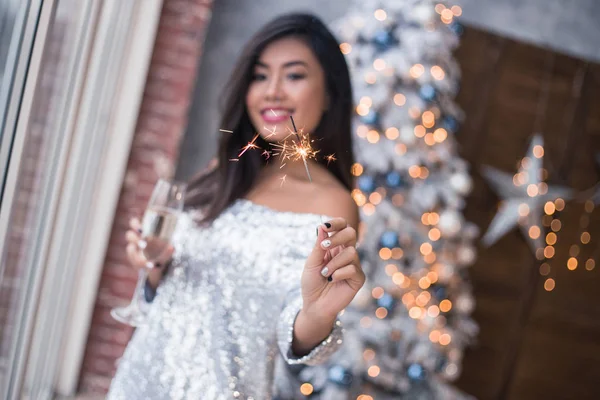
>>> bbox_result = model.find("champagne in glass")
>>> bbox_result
[111,179,186,326]
[140,206,180,260]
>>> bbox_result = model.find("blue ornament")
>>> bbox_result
[380,230,399,248]
[431,285,447,300]
[360,110,379,125]
[376,293,396,311]
[419,84,436,102]
[373,30,394,51]
[386,171,404,188]
[328,365,353,386]
[407,363,427,381]
[357,175,376,193]
[449,21,464,36]
[442,115,459,132]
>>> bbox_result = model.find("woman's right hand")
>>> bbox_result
[126,217,175,288]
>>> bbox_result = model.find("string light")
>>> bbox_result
[375,307,388,319]
[385,127,400,140]
[367,130,380,144]
[356,104,370,116]
[357,125,368,138]
[395,143,407,155]
[373,58,386,71]
[360,316,372,328]
[585,259,595,271]
[433,128,447,142]
[414,125,426,138]
[363,348,375,361]
[379,248,392,260]
[441,9,453,24]
[438,334,451,346]
[374,9,387,21]
[572,199,596,273]
[351,163,364,176]
[340,42,352,54]
[392,272,404,285]
[372,287,384,299]
[431,66,445,80]
[385,263,398,276]
[300,383,314,396]
[451,5,463,16]
[394,93,406,106]
[365,72,377,84]
[439,299,452,312]
[410,64,425,78]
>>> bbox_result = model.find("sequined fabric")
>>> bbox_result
[107,199,343,400]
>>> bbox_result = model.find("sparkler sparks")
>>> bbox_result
[229,115,335,192]
[270,129,319,165]
[238,134,260,158]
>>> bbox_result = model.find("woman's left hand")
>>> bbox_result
[301,217,366,324]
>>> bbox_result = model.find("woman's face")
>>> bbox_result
[246,37,328,142]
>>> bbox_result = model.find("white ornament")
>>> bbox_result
[412,4,436,25]
[455,294,475,314]
[399,125,417,146]
[450,172,472,195]
[456,245,476,265]
[438,210,462,238]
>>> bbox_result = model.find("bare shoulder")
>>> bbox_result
[314,185,359,230]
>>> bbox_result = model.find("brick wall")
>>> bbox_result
[77,0,214,394]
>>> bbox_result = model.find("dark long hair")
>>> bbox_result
[186,13,355,222]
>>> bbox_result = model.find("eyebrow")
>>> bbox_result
[255,60,308,69]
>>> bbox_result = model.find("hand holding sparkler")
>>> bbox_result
[293,217,365,354]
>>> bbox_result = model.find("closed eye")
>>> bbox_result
[288,73,306,81]
[252,73,267,81]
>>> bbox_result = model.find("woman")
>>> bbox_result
[108,13,364,399]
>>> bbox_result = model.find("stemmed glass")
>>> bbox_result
[111,179,186,326]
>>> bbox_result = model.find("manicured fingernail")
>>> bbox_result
[321,239,331,249]
[320,267,329,277]
[138,240,147,250]
[327,276,333,282]
[324,222,332,229]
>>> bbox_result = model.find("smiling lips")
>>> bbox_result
[261,108,294,123]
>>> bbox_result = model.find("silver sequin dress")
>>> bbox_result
[107,199,343,400]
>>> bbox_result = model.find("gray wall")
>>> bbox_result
[457,0,600,64]
[176,0,600,179]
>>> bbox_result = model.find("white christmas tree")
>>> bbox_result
[293,1,479,398]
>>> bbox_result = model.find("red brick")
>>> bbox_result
[77,0,214,394]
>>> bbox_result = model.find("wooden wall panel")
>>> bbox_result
[452,27,600,400]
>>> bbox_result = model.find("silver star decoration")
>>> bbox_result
[482,134,573,254]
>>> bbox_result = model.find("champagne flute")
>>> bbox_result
[111,179,186,326]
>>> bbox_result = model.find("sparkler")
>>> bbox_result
[238,133,260,158]
[224,114,332,190]
[289,116,314,184]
